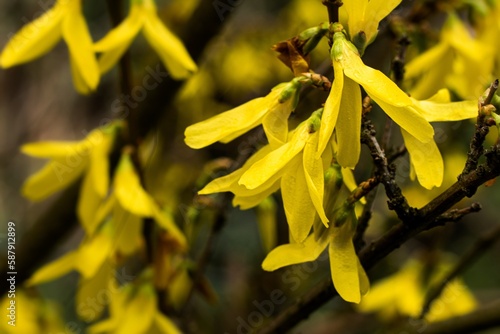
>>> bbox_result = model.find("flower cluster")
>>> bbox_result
[184,1,480,303]
[0,0,196,94]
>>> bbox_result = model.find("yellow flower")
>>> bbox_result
[94,0,196,79]
[358,257,477,322]
[263,205,369,304]
[89,269,182,334]
[340,0,402,53]
[200,110,329,243]
[185,79,302,149]
[0,290,73,334]
[405,14,491,100]
[22,125,117,234]
[0,0,99,94]
[319,25,477,189]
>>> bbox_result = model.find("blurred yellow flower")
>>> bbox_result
[89,270,181,334]
[358,257,477,322]
[0,0,99,94]
[0,290,73,334]
[405,14,491,100]
[94,0,196,79]
[21,125,118,234]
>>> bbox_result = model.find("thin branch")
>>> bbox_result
[461,80,498,177]
[411,299,500,334]
[322,0,343,25]
[361,115,416,222]
[419,222,500,319]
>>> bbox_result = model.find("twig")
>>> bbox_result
[322,0,343,25]
[361,115,416,222]
[411,299,500,334]
[419,222,500,319]
[460,80,498,178]
[381,35,410,149]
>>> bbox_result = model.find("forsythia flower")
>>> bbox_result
[185,79,302,149]
[263,199,369,303]
[358,257,477,322]
[340,0,402,53]
[0,0,99,94]
[27,221,121,321]
[405,14,491,100]
[319,24,476,189]
[94,0,197,79]
[89,269,181,334]
[199,110,329,243]
[22,125,117,234]
[1,291,72,334]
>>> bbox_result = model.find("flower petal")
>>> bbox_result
[303,131,329,226]
[239,125,309,190]
[336,75,362,168]
[262,233,328,271]
[0,6,63,67]
[329,215,362,303]
[62,9,100,91]
[142,12,197,79]
[281,158,316,243]
[184,98,266,149]
[318,61,344,157]
[401,129,443,189]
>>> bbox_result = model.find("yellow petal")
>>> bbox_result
[184,98,266,149]
[76,225,114,279]
[94,6,143,74]
[22,159,86,201]
[113,205,143,256]
[77,171,103,235]
[114,154,155,216]
[412,98,477,122]
[408,48,454,100]
[239,125,309,189]
[153,208,187,248]
[77,262,115,321]
[0,6,63,67]
[116,284,156,334]
[232,180,280,210]
[93,6,143,52]
[401,129,443,189]
[27,251,78,285]
[142,11,197,79]
[62,9,100,92]
[154,314,182,334]
[329,213,361,303]
[70,57,93,95]
[318,61,344,157]
[262,233,328,271]
[262,89,293,148]
[21,141,86,159]
[302,131,329,225]
[336,75,362,168]
[405,43,450,80]
[281,158,316,243]
[339,40,434,143]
